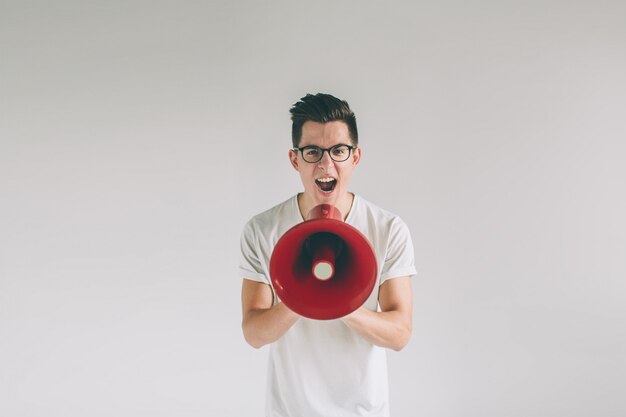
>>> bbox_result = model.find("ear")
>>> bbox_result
[351,146,361,167]
[289,149,299,171]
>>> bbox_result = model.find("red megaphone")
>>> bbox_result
[269,204,378,320]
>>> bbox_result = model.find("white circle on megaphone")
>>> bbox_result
[313,261,334,281]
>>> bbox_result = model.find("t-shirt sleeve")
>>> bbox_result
[380,218,417,283]
[238,219,270,285]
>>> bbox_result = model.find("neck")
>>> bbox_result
[298,192,354,222]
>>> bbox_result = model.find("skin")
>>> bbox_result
[241,120,413,350]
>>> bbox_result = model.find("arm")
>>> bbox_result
[241,278,300,349]
[341,276,413,351]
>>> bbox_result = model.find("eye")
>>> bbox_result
[331,145,349,156]
[304,147,321,157]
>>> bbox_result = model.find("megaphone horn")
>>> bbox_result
[269,203,378,320]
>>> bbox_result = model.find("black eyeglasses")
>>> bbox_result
[292,144,357,163]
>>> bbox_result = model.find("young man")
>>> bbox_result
[239,93,416,417]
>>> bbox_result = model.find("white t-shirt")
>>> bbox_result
[239,194,417,417]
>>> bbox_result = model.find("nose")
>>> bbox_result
[317,149,334,169]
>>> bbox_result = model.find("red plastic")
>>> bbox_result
[269,204,378,320]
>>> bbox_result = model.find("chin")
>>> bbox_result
[318,190,344,206]
[305,183,344,206]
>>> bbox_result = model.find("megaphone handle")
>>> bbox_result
[306,204,342,221]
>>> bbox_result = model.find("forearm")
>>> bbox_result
[242,302,300,349]
[341,307,412,351]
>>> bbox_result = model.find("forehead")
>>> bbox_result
[299,121,352,147]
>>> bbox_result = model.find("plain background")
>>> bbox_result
[1,1,625,416]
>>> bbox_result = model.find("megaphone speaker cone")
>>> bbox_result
[269,204,378,320]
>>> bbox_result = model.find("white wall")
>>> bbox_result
[1,1,625,415]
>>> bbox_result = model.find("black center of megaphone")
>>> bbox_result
[306,232,343,281]
[305,232,344,259]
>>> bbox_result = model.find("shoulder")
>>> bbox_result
[351,195,414,250]
[353,194,409,230]
[242,195,298,237]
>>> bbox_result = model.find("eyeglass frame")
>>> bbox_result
[291,144,358,163]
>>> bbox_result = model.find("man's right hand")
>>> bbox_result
[241,279,300,348]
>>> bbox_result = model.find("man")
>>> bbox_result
[239,93,416,416]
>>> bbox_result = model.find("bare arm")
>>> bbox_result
[341,276,413,351]
[241,278,300,349]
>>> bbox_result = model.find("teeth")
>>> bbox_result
[316,178,335,183]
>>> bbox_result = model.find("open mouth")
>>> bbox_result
[315,177,337,193]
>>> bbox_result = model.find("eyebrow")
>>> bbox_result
[298,143,351,148]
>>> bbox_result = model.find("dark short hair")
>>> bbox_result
[289,93,358,148]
